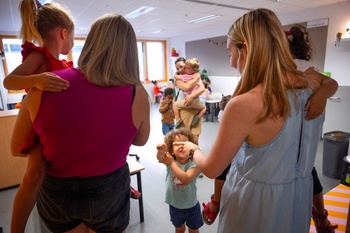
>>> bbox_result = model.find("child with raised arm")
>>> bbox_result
[3,1,74,232]
[173,58,205,129]
[157,128,203,233]
[287,24,339,233]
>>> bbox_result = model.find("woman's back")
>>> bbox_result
[33,68,138,177]
[219,87,325,233]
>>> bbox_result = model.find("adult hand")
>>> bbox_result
[35,72,70,92]
[173,141,198,160]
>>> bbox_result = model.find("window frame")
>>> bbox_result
[138,39,168,83]
[0,36,169,83]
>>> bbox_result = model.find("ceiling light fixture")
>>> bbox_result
[124,6,155,19]
[152,29,165,34]
[188,15,221,24]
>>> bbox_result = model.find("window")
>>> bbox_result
[60,39,85,67]
[0,38,85,75]
[1,38,23,76]
[0,36,168,83]
[137,40,167,82]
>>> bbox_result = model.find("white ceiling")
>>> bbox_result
[0,0,348,39]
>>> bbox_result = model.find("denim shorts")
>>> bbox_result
[169,202,203,230]
[37,163,130,233]
[162,123,174,135]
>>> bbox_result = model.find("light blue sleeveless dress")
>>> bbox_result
[218,88,325,233]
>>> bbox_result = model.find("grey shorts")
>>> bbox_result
[37,163,130,233]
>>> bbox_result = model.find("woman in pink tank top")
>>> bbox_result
[10,13,150,233]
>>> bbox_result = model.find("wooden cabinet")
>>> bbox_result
[0,109,27,189]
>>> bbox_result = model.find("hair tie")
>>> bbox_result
[285,30,291,36]
[36,0,42,8]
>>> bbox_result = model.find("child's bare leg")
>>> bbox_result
[313,192,329,227]
[198,107,206,118]
[175,224,186,233]
[11,143,46,233]
[173,104,181,122]
[210,179,224,212]
[188,228,199,233]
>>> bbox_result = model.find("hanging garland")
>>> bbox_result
[208,39,227,45]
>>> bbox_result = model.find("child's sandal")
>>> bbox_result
[312,207,338,233]
[202,194,219,225]
[175,120,183,129]
[130,186,141,199]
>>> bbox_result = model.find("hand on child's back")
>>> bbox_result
[35,72,70,92]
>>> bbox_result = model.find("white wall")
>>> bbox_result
[168,2,350,133]
[209,76,240,96]
[169,1,350,88]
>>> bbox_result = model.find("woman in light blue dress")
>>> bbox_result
[176,8,325,233]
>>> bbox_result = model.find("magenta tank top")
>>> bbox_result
[33,68,137,177]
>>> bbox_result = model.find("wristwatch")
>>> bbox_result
[189,147,200,161]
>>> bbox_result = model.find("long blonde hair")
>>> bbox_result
[19,0,74,46]
[228,8,301,122]
[78,14,141,87]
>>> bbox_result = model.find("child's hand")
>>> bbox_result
[156,143,168,162]
[35,72,70,92]
[184,95,194,106]
[162,153,174,166]
[166,99,173,105]
[304,92,326,120]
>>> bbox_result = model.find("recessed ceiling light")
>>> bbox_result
[152,29,165,34]
[124,6,155,19]
[188,15,221,24]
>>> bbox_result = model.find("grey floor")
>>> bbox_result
[0,103,340,233]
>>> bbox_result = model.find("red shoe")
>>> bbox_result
[202,194,219,225]
[312,207,338,233]
[130,186,141,199]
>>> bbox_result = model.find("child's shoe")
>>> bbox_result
[175,120,183,129]
[202,194,219,225]
[130,186,141,199]
[191,115,200,127]
[312,207,338,233]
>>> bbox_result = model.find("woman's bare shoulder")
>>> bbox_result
[227,87,263,113]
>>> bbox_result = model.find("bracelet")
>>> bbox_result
[189,147,200,161]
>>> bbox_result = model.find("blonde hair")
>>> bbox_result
[185,58,200,70]
[19,0,74,46]
[78,14,141,87]
[164,128,198,155]
[228,8,301,122]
